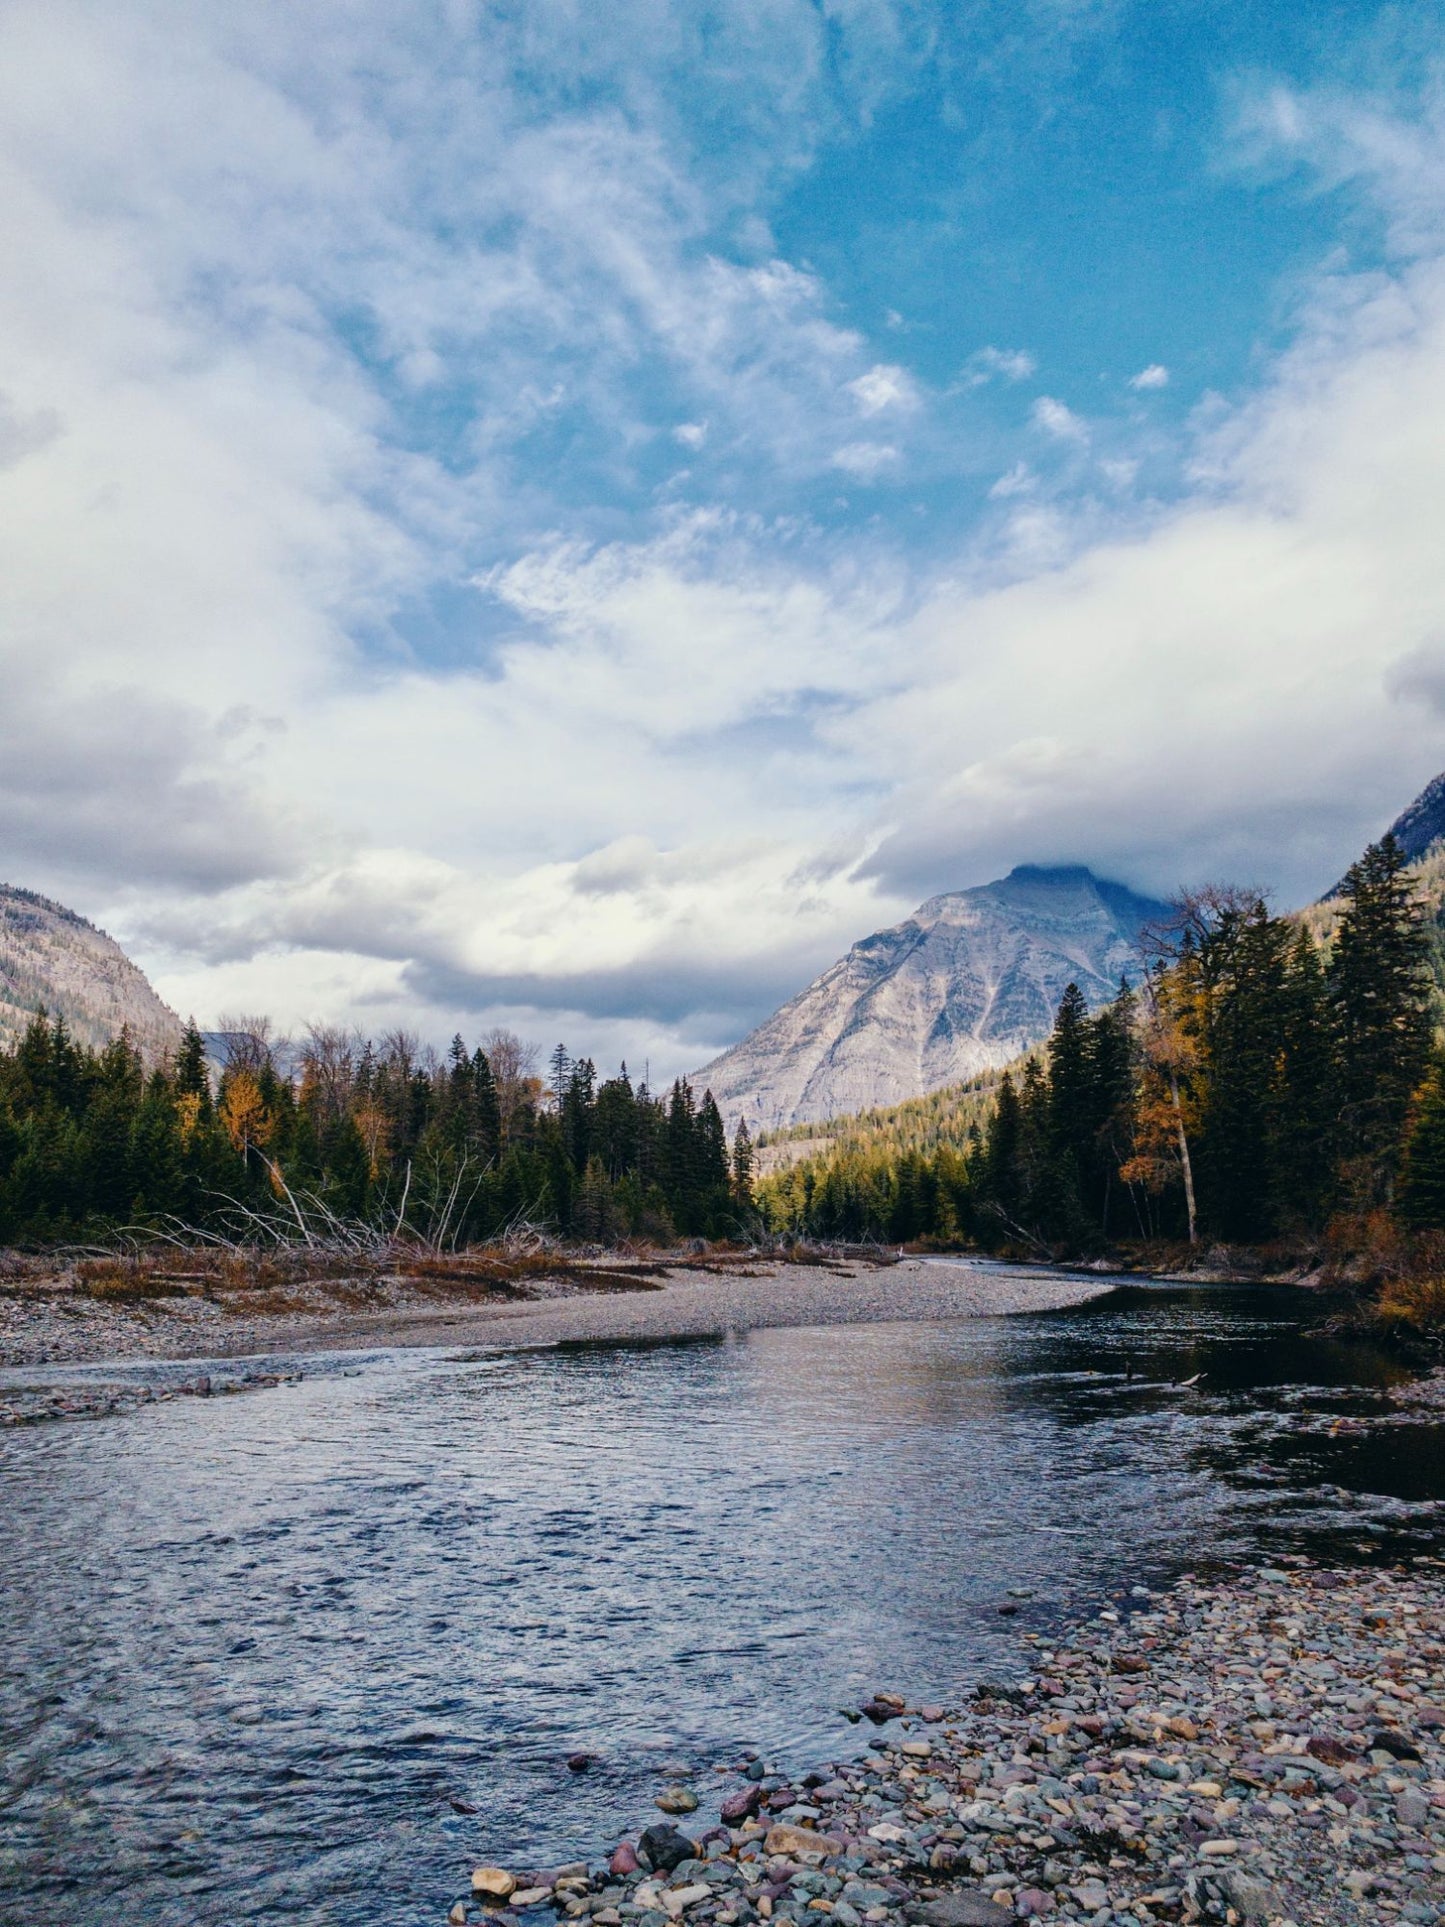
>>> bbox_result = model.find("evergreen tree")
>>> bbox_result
[173,1020,212,1115]
[732,1118,755,1204]
[549,1042,572,1108]
[1329,834,1432,1193]
[1273,928,1337,1230]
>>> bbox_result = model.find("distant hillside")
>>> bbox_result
[697,864,1168,1132]
[754,1063,1021,1176]
[1305,770,1445,1012]
[0,885,184,1062]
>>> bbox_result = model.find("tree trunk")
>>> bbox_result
[1169,1069,1198,1244]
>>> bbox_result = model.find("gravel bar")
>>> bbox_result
[0,1257,1112,1376]
[453,1562,1444,1927]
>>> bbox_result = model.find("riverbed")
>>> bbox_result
[1,1278,1442,1924]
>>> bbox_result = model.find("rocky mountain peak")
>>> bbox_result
[695,864,1169,1133]
[0,884,184,1062]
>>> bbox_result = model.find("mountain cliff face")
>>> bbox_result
[1382,770,1445,866]
[1323,769,1445,899]
[696,865,1169,1132]
[0,885,184,1062]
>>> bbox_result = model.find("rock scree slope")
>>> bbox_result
[0,882,183,1061]
[696,866,1169,1133]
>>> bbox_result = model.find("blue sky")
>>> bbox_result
[3,0,1445,1075]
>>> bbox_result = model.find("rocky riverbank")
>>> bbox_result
[452,1562,1443,1927]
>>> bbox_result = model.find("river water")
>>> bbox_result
[1,1280,1442,1926]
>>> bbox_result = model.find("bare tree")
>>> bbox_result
[215,1013,282,1078]
[300,1024,360,1127]
[479,1027,540,1135]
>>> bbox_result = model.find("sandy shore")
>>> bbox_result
[0,1255,1114,1376]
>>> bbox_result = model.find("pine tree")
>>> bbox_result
[174,1020,212,1112]
[549,1042,572,1108]
[471,1048,502,1160]
[1273,928,1337,1230]
[731,1118,755,1203]
[1329,834,1432,1194]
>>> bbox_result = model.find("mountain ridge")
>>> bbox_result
[0,883,184,1062]
[696,863,1169,1132]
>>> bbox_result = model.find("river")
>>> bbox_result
[1,1278,1442,1924]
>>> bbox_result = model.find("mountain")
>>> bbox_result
[696,864,1170,1132]
[1383,770,1445,867]
[1321,769,1445,901]
[0,884,184,1062]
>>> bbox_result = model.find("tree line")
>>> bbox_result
[0,1015,756,1248]
[757,835,1445,1252]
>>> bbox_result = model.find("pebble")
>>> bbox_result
[453,1561,1445,1927]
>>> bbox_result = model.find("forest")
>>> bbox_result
[3,832,1444,1274]
[0,1018,753,1249]
[756,835,1445,1261]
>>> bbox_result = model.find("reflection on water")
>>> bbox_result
[0,1283,1441,1926]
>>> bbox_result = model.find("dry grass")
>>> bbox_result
[1374,1271,1445,1333]
[74,1257,191,1303]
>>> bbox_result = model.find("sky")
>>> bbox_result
[4,1,1445,1079]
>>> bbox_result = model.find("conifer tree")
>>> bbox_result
[1329,834,1432,1192]
[174,1020,212,1114]
[731,1118,755,1204]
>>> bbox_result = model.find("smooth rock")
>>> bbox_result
[611,1844,641,1876]
[1218,1871,1279,1921]
[657,1787,700,1815]
[472,1867,517,1899]
[1397,1788,1431,1830]
[639,1826,696,1874]
[764,1824,836,1859]
[913,1892,1014,1927]
[661,1884,712,1917]
[1015,1888,1054,1917]
[722,1786,763,1824]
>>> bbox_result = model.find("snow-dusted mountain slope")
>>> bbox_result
[696,865,1169,1132]
[0,884,183,1061]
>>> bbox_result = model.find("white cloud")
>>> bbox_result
[1030,394,1089,442]
[963,345,1037,386]
[4,15,1445,1084]
[831,441,901,479]
[847,362,920,416]
[987,461,1034,498]
[1130,363,1170,389]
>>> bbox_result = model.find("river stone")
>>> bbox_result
[912,1892,1013,1927]
[657,1787,700,1815]
[721,1786,762,1824]
[1218,1870,1279,1921]
[611,1843,641,1876]
[1397,1788,1431,1830]
[472,1867,517,1899]
[639,1826,696,1874]
[764,1823,836,1859]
